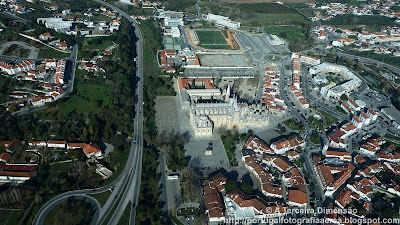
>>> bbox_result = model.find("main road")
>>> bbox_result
[32,1,144,225]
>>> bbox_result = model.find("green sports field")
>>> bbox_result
[195,30,228,45]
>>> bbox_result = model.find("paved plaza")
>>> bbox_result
[198,54,250,67]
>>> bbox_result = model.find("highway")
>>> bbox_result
[33,1,144,225]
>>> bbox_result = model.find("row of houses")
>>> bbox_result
[55,60,66,84]
[289,54,310,108]
[28,140,102,158]
[0,60,35,75]
[261,65,286,115]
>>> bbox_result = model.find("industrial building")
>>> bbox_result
[381,106,400,129]
[37,18,73,33]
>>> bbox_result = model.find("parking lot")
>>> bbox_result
[350,84,390,107]
[198,53,250,67]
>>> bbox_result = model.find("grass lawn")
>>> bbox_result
[57,96,98,117]
[177,208,199,216]
[139,20,162,77]
[194,25,217,30]
[90,191,111,207]
[309,116,324,132]
[221,132,239,166]
[264,25,304,41]
[38,47,70,59]
[117,202,131,225]
[310,133,321,145]
[195,30,227,45]
[90,14,111,23]
[267,55,280,61]
[75,69,88,79]
[171,215,184,225]
[320,111,338,125]
[200,44,231,49]
[76,83,112,107]
[85,39,114,51]
[335,106,347,114]
[282,118,305,133]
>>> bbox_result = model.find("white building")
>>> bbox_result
[37,18,73,33]
[339,123,357,139]
[267,34,284,45]
[171,26,180,37]
[47,140,66,148]
[310,63,362,96]
[205,13,240,30]
[300,55,321,65]
[367,108,378,121]
[352,116,363,129]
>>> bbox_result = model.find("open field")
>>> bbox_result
[139,20,162,77]
[264,25,305,41]
[90,191,111,207]
[38,47,70,59]
[199,2,309,26]
[195,30,228,45]
[76,83,112,107]
[237,13,307,25]
[57,96,98,117]
[85,39,114,51]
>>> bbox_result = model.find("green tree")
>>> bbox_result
[340,94,348,101]
[240,182,253,194]
[225,180,237,193]
[278,32,287,39]
[7,104,17,113]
